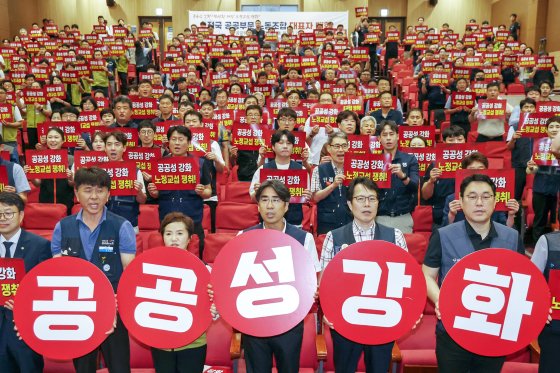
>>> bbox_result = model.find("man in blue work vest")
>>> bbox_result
[51,167,136,373]
[422,174,524,373]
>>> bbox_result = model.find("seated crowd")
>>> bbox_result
[0,12,559,373]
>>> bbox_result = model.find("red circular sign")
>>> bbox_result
[13,257,116,360]
[211,229,317,337]
[440,249,550,357]
[319,240,427,344]
[117,246,212,349]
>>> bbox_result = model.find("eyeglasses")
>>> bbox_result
[139,130,154,135]
[278,117,296,123]
[353,196,378,205]
[259,197,283,205]
[465,193,495,203]
[330,143,349,150]
[0,211,15,219]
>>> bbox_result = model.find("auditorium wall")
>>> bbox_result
[4,0,559,56]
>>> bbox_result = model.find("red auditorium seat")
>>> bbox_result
[44,358,76,373]
[507,83,526,94]
[404,233,428,264]
[223,181,253,204]
[22,203,67,239]
[203,232,237,263]
[301,204,312,233]
[206,317,241,368]
[202,203,211,232]
[27,184,39,203]
[396,305,437,373]
[215,202,259,233]
[71,204,81,214]
[138,204,160,231]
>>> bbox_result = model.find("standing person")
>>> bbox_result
[509,14,521,41]
[134,39,153,83]
[444,78,472,135]
[422,174,523,373]
[23,127,75,214]
[531,230,560,373]
[469,82,513,142]
[111,95,138,129]
[376,121,419,233]
[230,105,265,181]
[91,50,111,98]
[0,87,22,153]
[0,192,51,373]
[242,179,320,373]
[104,131,147,232]
[526,116,560,243]
[421,126,467,227]
[147,126,212,257]
[311,132,352,234]
[369,91,404,126]
[320,177,408,373]
[383,25,400,74]
[51,167,136,373]
[250,130,311,227]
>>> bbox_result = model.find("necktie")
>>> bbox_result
[3,242,13,258]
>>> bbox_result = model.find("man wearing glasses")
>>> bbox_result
[319,177,408,373]
[311,132,353,234]
[0,192,51,372]
[422,174,523,373]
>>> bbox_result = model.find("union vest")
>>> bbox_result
[544,232,560,332]
[59,211,127,290]
[317,163,351,229]
[439,220,518,285]
[244,222,307,246]
[331,221,396,255]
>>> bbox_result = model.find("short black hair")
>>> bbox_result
[113,95,132,109]
[74,167,111,190]
[271,129,295,147]
[167,125,192,141]
[137,120,156,132]
[46,126,64,139]
[378,120,398,134]
[520,98,537,109]
[105,130,127,146]
[442,125,465,140]
[336,110,359,125]
[245,104,263,116]
[461,152,488,169]
[277,107,297,120]
[347,177,380,201]
[460,174,496,197]
[525,86,541,95]
[256,179,291,203]
[184,110,203,123]
[486,81,500,90]
[0,192,25,212]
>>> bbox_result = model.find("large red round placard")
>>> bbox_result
[13,257,116,360]
[211,229,317,337]
[319,240,426,344]
[439,249,550,357]
[117,246,212,349]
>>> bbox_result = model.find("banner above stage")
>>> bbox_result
[188,11,349,35]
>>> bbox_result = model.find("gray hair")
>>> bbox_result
[360,116,377,127]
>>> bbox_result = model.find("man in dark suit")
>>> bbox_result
[0,192,52,372]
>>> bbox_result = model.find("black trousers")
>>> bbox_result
[514,167,528,201]
[194,222,205,259]
[117,71,128,95]
[204,200,217,233]
[532,192,558,242]
[331,329,394,373]
[476,134,503,142]
[242,321,303,373]
[0,316,44,373]
[73,315,130,373]
[435,330,505,373]
[538,323,560,373]
[26,128,38,150]
[151,344,207,373]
